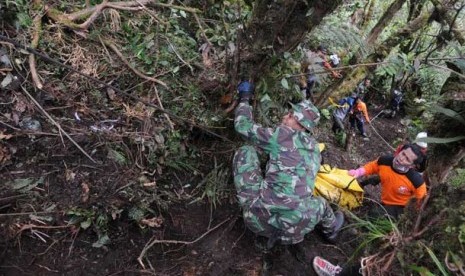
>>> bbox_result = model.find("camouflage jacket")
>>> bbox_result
[234,102,321,206]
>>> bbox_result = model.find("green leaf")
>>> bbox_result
[9,177,44,192]
[179,10,187,18]
[452,59,465,72]
[431,106,465,125]
[80,218,92,230]
[421,243,448,276]
[92,234,110,248]
[281,78,289,89]
[108,149,127,165]
[10,178,35,190]
[416,136,465,144]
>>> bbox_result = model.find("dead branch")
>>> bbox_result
[48,0,199,30]
[153,84,174,130]
[0,211,57,217]
[134,0,167,25]
[16,223,72,234]
[101,39,168,88]
[20,85,97,163]
[404,209,447,243]
[77,0,109,30]
[137,216,232,269]
[30,10,44,89]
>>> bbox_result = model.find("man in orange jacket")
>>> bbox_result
[348,144,427,219]
[349,97,370,137]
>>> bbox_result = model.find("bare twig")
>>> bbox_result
[137,216,232,269]
[0,211,57,217]
[165,37,194,73]
[153,84,174,130]
[134,0,167,25]
[20,85,97,163]
[29,10,44,89]
[102,39,167,88]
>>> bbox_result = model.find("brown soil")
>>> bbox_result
[0,91,406,276]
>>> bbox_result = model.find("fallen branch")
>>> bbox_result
[137,216,232,269]
[29,8,44,89]
[47,0,199,30]
[20,85,97,163]
[153,84,174,130]
[102,39,168,88]
[0,211,57,217]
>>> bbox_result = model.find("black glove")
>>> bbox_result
[237,81,254,103]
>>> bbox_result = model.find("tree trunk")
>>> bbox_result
[430,0,465,45]
[366,0,406,45]
[427,62,465,184]
[239,0,341,81]
[316,5,433,106]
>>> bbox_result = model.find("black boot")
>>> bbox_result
[323,210,344,243]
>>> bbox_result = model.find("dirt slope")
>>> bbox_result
[0,100,408,275]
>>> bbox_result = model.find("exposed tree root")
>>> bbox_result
[101,39,167,88]
[46,0,199,32]
[137,216,232,269]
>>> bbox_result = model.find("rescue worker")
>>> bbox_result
[331,94,357,134]
[355,78,371,101]
[233,80,344,272]
[300,45,341,101]
[394,132,428,172]
[349,97,370,138]
[348,144,427,219]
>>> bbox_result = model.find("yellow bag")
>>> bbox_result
[315,164,364,209]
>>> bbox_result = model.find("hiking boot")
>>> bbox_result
[312,256,342,276]
[323,210,344,242]
[288,242,307,264]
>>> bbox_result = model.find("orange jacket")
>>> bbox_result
[363,156,426,206]
[352,101,370,122]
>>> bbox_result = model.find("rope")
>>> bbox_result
[369,123,395,151]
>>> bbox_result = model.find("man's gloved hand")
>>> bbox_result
[348,167,366,178]
[237,81,254,103]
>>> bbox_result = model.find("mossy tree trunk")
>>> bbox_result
[366,0,406,45]
[316,5,433,106]
[239,0,342,81]
[427,62,465,184]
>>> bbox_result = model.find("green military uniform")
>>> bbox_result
[233,100,337,245]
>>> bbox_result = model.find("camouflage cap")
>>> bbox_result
[290,100,320,131]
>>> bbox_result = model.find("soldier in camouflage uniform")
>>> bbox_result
[233,80,344,270]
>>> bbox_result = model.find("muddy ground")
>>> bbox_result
[0,99,408,276]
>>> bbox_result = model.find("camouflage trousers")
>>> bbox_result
[233,145,337,245]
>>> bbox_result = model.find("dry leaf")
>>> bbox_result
[65,169,76,181]
[0,131,13,140]
[219,93,233,105]
[143,182,156,187]
[14,99,27,113]
[0,145,11,164]
[107,87,116,101]
[81,182,90,202]
[140,216,163,228]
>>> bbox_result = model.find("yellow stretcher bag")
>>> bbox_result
[315,164,364,209]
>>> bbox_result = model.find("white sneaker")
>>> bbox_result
[313,256,342,276]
